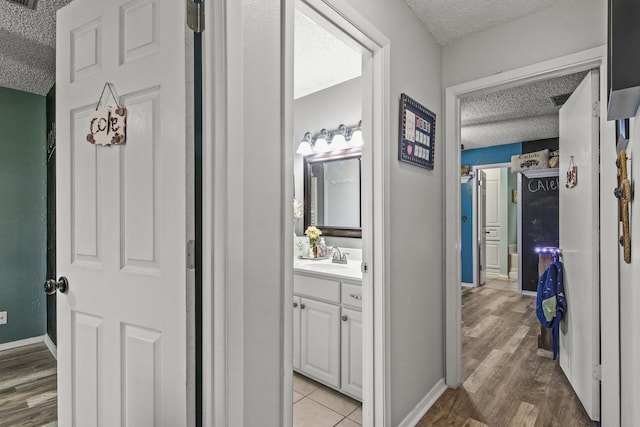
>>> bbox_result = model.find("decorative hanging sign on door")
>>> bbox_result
[565,156,578,188]
[86,83,127,146]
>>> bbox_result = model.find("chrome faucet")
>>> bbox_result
[330,246,348,264]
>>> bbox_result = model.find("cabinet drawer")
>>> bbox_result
[294,274,340,304]
[341,283,363,310]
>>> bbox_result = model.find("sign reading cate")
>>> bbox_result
[87,106,127,145]
[86,83,127,146]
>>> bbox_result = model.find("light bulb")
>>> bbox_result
[331,134,348,150]
[296,140,314,156]
[349,130,363,147]
[314,137,330,153]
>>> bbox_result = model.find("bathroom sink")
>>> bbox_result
[294,259,362,279]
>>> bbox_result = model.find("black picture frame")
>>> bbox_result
[398,93,436,170]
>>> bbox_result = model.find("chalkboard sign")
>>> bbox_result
[521,175,559,292]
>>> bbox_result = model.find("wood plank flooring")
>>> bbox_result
[0,343,57,427]
[417,287,595,427]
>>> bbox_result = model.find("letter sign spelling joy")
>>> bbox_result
[86,83,127,146]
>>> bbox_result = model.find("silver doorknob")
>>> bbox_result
[342,315,348,322]
[44,277,68,295]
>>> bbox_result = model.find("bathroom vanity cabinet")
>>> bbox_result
[293,268,363,401]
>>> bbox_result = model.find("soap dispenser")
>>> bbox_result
[318,237,327,258]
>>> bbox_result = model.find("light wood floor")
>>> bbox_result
[0,343,57,427]
[418,287,595,427]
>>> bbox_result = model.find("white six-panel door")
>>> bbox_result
[558,70,600,421]
[56,0,191,425]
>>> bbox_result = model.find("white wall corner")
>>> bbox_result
[396,379,447,427]
[44,334,57,360]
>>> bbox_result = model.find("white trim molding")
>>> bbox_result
[0,336,44,352]
[461,282,473,288]
[44,334,57,360]
[396,379,447,427]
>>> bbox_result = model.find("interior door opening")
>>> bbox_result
[291,3,366,424]
[447,49,615,420]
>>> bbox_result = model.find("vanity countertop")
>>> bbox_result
[294,257,362,281]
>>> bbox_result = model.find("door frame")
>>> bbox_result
[283,1,390,426]
[470,162,519,290]
[202,1,390,426]
[444,45,620,424]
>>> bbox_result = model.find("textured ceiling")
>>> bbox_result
[405,0,561,45]
[294,9,361,99]
[461,71,588,149]
[0,0,72,95]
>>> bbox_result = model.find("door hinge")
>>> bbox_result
[592,364,601,381]
[361,262,369,274]
[592,100,600,118]
[187,0,205,33]
[187,240,196,269]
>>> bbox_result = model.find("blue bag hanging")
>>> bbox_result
[535,252,566,360]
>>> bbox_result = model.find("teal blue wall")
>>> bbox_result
[460,142,522,283]
[0,87,47,344]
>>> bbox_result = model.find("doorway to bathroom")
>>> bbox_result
[469,163,520,293]
[285,1,388,425]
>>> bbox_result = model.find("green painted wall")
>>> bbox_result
[0,87,47,344]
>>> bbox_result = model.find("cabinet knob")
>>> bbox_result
[300,303,306,310]
[349,294,362,300]
[342,315,348,322]
[293,302,298,308]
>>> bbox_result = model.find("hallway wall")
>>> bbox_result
[620,109,640,425]
[0,87,47,344]
[344,0,444,424]
[442,0,606,88]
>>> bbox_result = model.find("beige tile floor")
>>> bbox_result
[293,372,362,427]
[482,277,519,293]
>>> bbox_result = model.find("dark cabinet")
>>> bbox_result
[607,0,640,120]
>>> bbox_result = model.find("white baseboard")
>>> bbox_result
[397,378,447,427]
[44,334,57,360]
[522,290,537,297]
[461,282,473,288]
[0,335,44,352]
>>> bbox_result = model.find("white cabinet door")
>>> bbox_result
[293,296,301,370]
[300,298,341,388]
[56,0,191,425]
[341,307,362,399]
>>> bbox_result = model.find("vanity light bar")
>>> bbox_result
[296,121,362,155]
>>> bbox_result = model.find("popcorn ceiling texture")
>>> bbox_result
[0,0,72,95]
[460,71,587,149]
[294,9,361,99]
[405,0,561,45]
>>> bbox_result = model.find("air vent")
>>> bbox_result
[5,0,38,10]
[550,93,572,107]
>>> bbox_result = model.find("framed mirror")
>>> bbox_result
[303,149,362,238]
